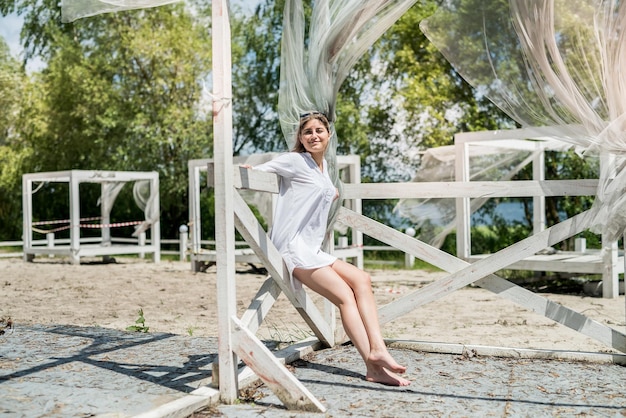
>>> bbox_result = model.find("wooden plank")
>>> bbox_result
[473,274,626,352]
[69,172,81,265]
[233,191,335,346]
[235,166,280,193]
[212,0,238,403]
[230,316,326,412]
[236,337,325,390]
[468,253,624,274]
[341,179,598,200]
[337,207,626,353]
[240,277,282,335]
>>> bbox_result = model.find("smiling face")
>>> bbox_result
[299,119,330,155]
[293,113,331,156]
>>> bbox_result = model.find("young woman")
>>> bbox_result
[246,112,410,386]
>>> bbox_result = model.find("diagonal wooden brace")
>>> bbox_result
[338,207,626,353]
[233,190,335,347]
[231,316,326,412]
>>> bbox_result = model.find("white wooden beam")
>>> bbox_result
[337,207,626,353]
[233,191,335,347]
[212,0,237,404]
[240,277,282,335]
[231,316,326,412]
[341,180,598,200]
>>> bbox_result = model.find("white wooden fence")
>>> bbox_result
[0,233,416,267]
[210,162,626,411]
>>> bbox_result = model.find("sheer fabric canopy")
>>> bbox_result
[420,0,626,240]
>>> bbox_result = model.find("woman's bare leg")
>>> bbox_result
[329,260,407,372]
[294,263,410,386]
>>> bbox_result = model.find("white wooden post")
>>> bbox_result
[22,175,33,261]
[188,161,202,261]
[150,174,161,263]
[179,224,188,262]
[455,137,471,259]
[347,155,363,269]
[46,233,55,258]
[212,0,238,404]
[532,141,546,235]
[138,232,146,259]
[101,183,111,248]
[69,171,81,264]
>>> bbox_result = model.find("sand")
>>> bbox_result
[1,256,624,354]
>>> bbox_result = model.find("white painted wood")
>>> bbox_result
[21,170,160,263]
[341,179,598,199]
[21,176,32,261]
[240,277,282,335]
[337,207,626,353]
[234,165,280,193]
[150,175,161,263]
[212,0,238,404]
[188,160,202,257]
[601,238,619,298]
[236,337,325,389]
[388,340,626,365]
[375,209,595,317]
[473,274,626,352]
[532,141,546,234]
[101,183,111,248]
[455,140,471,259]
[233,191,335,346]
[69,171,81,265]
[339,154,364,269]
[132,387,220,418]
[468,252,624,275]
[230,316,326,412]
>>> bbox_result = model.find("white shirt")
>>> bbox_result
[254,152,337,289]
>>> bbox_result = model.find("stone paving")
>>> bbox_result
[1,324,625,417]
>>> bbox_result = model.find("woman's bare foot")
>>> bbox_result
[368,350,406,374]
[366,363,411,386]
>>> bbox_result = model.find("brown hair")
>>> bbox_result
[292,112,331,152]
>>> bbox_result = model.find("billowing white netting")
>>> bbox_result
[277,0,418,236]
[420,0,626,240]
[99,180,159,236]
[61,0,182,22]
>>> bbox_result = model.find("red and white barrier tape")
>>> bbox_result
[32,220,144,234]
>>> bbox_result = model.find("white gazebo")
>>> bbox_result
[22,169,160,264]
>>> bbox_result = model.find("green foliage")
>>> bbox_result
[0,38,31,240]
[2,2,213,239]
[0,0,602,259]
[126,308,149,333]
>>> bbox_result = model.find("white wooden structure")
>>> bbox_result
[209,1,625,413]
[187,154,363,271]
[22,170,160,264]
[219,161,626,411]
[454,127,623,298]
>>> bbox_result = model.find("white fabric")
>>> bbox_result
[254,152,338,290]
[420,0,626,240]
[61,0,181,22]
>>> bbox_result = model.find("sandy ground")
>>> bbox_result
[1,256,624,354]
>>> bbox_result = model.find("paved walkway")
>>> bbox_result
[1,324,625,417]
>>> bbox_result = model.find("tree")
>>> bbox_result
[0,37,31,240]
[1,1,214,239]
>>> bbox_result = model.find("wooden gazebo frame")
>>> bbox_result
[210,0,625,412]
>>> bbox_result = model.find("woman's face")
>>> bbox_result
[299,118,330,155]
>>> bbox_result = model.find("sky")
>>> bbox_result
[0,12,24,59]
